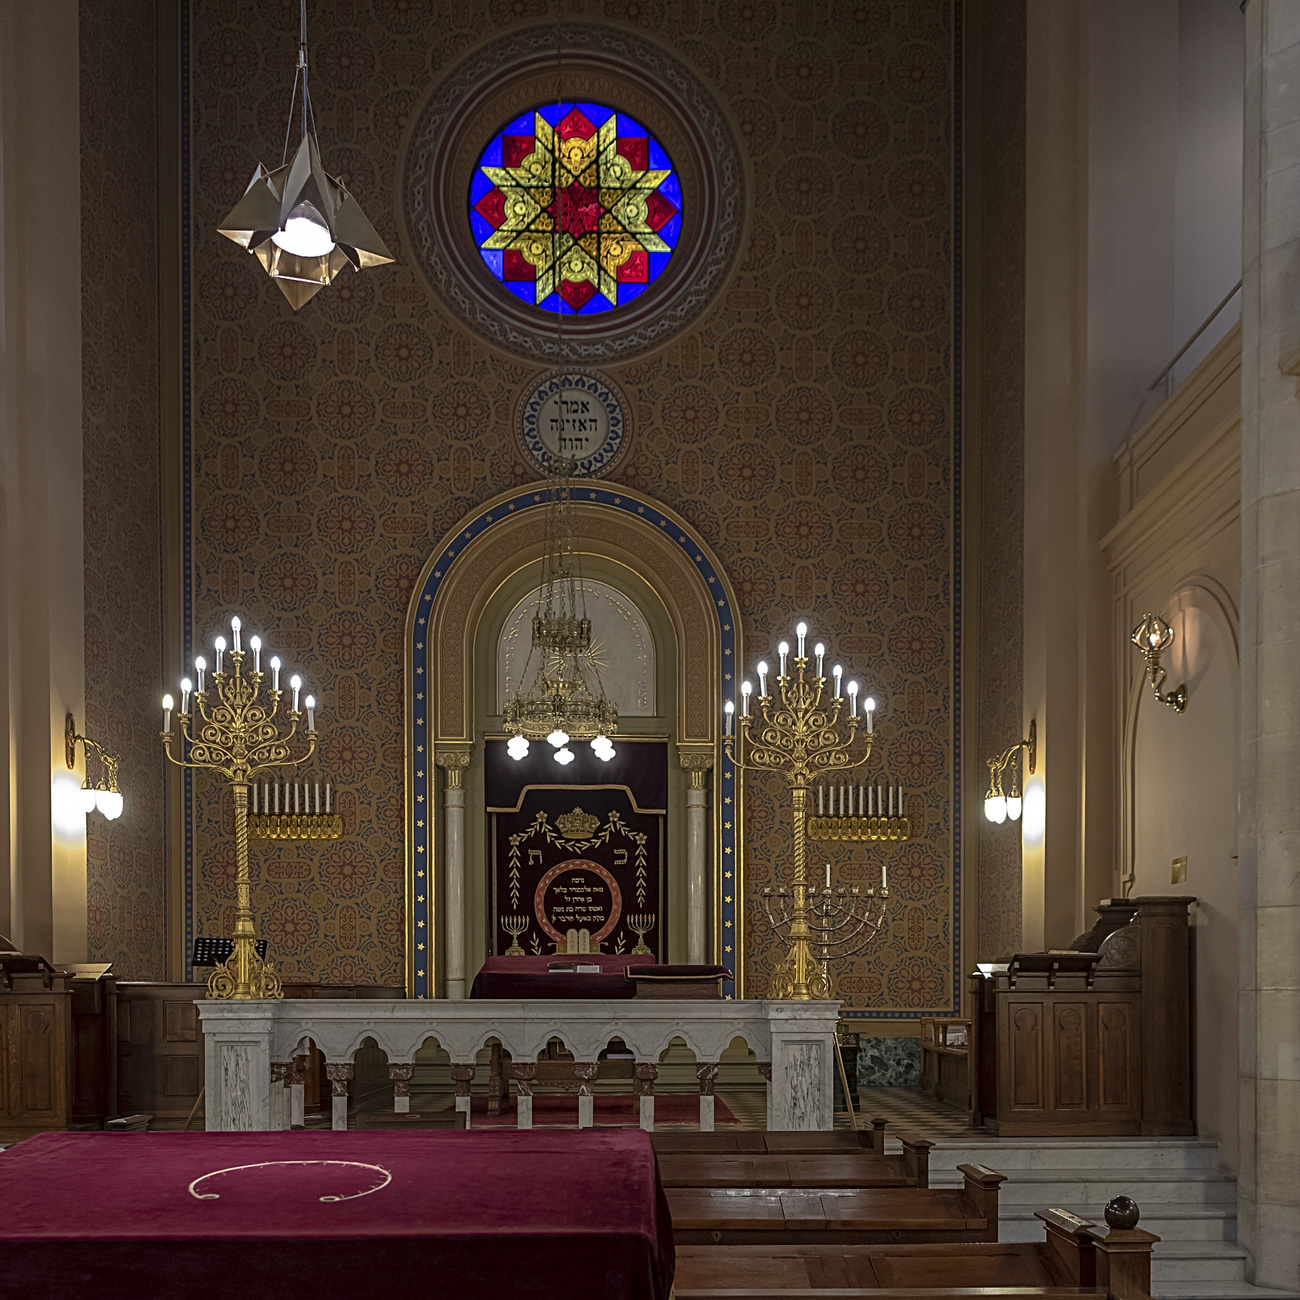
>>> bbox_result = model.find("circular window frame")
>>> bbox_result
[402,24,746,365]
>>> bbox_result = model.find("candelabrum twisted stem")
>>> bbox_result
[725,654,877,1000]
[161,647,317,1000]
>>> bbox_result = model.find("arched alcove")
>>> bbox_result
[404,484,742,1000]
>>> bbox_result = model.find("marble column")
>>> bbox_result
[325,1063,353,1131]
[388,1062,414,1114]
[436,751,471,999]
[679,752,714,965]
[635,1062,658,1131]
[575,1062,597,1128]
[289,1054,308,1128]
[270,1062,290,1130]
[511,1062,536,1128]
[1241,4,1300,1280]
[450,1063,475,1127]
[695,1061,720,1132]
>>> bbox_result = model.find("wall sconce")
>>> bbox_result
[1130,612,1187,713]
[984,719,1036,824]
[65,714,124,820]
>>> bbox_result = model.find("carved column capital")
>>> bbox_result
[388,1062,415,1097]
[435,750,472,789]
[450,1063,476,1095]
[695,1062,721,1095]
[634,1062,659,1095]
[678,748,715,789]
[271,1062,290,1084]
[573,1062,598,1096]
[510,1062,537,1096]
[288,1054,309,1086]
[324,1063,354,1097]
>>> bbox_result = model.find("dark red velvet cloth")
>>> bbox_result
[471,951,655,999]
[0,1129,675,1300]
[624,964,734,980]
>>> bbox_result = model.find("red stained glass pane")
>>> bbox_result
[560,280,598,312]
[503,250,536,281]
[617,250,649,282]
[558,108,597,140]
[617,136,649,171]
[474,187,506,229]
[502,135,535,167]
[646,191,677,233]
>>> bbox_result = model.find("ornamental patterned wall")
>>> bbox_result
[81,0,167,979]
[186,0,958,1010]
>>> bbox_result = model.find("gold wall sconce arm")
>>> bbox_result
[1130,612,1187,713]
[65,713,124,820]
[983,718,1036,825]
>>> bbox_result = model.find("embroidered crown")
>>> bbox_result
[556,807,600,839]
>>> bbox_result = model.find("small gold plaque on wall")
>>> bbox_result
[1172,856,1188,884]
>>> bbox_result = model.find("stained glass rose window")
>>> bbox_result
[469,101,682,315]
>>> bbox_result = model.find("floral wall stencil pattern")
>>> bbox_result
[186,0,958,1012]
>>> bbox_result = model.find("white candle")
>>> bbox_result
[825,861,831,889]
[231,616,241,653]
[848,681,859,717]
[741,681,752,715]
[263,781,269,813]
[305,694,316,731]
[818,785,824,815]
[814,643,825,677]
[290,674,302,713]
[877,784,883,816]
[796,622,807,658]
[724,700,733,736]
[195,656,206,694]
[841,784,847,816]
[832,664,842,698]
[161,694,173,731]
[757,661,768,696]
[315,782,321,814]
[295,783,300,814]
[250,636,261,673]
[889,785,895,816]
[900,788,905,818]
[868,786,874,815]
[882,860,887,890]
[214,636,225,675]
[325,782,331,814]
[180,677,192,714]
[859,784,865,816]
[274,783,280,814]
[270,656,281,692]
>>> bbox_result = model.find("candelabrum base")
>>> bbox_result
[769,943,833,1000]
[206,937,284,1000]
[807,815,910,842]
[249,812,342,839]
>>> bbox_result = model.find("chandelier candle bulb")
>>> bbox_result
[741,680,752,715]
[864,697,875,735]
[270,657,280,693]
[250,637,261,674]
[815,643,825,676]
[290,675,302,713]
[778,642,789,678]
[180,678,192,714]
[231,616,241,654]
[195,657,206,695]
[757,661,768,697]
[832,664,842,697]
[796,623,807,658]
[847,680,859,716]
[214,637,225,675]
[305,695,316,731]
[162,695,173,732]
[724,700,734,736]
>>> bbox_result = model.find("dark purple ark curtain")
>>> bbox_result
[485,738,666,959]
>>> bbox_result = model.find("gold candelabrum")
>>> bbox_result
[160,616,318,1000]
[724,623,887,1001]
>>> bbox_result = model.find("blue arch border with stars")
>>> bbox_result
[406,483,739,1000]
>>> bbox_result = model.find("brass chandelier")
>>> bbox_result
[503,463,618,765]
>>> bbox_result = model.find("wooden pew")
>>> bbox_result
[668,1164,1005,1245]
[672,1205,1160,1300]
[652,1119,933,1188]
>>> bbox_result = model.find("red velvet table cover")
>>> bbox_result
[0,1129,675,1300]
[470,951,656,999]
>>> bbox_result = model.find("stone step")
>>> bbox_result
[1152,1286,1300,1300]
[995,1204,1235,1243]
[914,1137,1224,1172]
[1149,1243,1251,1284]
[932,1167,1237,1207]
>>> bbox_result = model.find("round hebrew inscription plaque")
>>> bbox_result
[517,369,629,478]
[534,858,623,946]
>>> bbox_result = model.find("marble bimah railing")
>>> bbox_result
[197,999,841,1133]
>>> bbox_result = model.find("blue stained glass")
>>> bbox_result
[469,100,681,318]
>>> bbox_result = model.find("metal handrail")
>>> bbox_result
[1149,279,1242,393]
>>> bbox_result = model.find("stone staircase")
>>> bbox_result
[917,1137,1298,1300]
